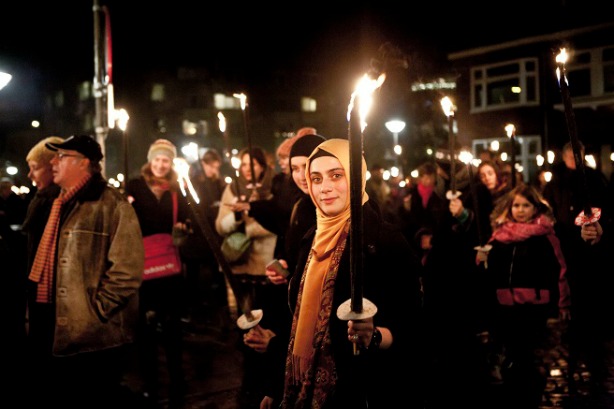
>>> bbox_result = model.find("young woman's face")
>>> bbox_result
[28,159,54,189]
[241,153,263,182]
[202,159,221,179]
[309,155,348,217]
[150,155,173,178]
[479,164,498,191]
[278,153,290,175]
[419,173,436,188]
[511,194,536,223]
[291,156,310,194]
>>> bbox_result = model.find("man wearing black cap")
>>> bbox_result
[26,135,144,408]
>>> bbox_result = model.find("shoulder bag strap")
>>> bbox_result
[172,191,178,224]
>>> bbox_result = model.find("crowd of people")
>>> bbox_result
[1,129,613,409]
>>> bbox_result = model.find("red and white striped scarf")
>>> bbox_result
[29,174,91,303]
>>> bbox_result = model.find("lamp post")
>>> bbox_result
[0,72,12,91]
[385,119,405,168]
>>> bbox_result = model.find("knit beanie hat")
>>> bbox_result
[289,134,327,164]
[277,127,318,158]
[295,127,317,138]
[276,137,294,158]
[147,139,177,162]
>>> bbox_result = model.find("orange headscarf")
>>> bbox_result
[291,138,368,380]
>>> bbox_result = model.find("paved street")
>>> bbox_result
[121,307,614,409]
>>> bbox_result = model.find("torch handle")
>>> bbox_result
[241,108,258,191]
[183,194,252,321]
[558,69,593,216]
[467,164,485,247]
[510,133,517,188]
[348,101,364,313]
[448,115,456,194]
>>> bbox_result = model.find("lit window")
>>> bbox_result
[471,58,538,112]
[564,46,614,100]
[151,84,165,102]
[78,82,91,101]
[214,93,241,110]
[301,97,317,112]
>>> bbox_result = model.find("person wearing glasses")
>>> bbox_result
[25,134,144,408]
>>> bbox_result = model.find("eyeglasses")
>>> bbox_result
[57,152,85,160]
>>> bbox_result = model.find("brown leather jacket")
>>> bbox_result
[52,174,144,356]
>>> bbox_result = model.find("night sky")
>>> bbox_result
[1,0,611,182]
[1,0,610,86]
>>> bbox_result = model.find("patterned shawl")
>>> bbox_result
[282,138,368,408]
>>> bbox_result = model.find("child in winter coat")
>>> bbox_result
[477,184,570,409]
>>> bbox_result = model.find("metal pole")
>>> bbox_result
[393,132,399,167]
[123,129,128,182]
[510,132,517,188]
[93,0,108,176]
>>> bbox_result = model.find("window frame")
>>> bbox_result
[470,58,539,113]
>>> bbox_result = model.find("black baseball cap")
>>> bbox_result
[46,134,103,162]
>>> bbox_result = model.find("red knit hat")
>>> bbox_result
[277,127,317,158]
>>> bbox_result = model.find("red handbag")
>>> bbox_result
[142,192,182,281]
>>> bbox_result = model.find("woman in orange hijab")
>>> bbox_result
[281,139,423,409]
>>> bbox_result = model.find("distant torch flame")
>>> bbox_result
[505,123,516,138]
[231,156,241,170]
[218,112,226,133]
[233,93,247,111]
[347,73,386,132]
[440,96,456,118]
[174,157,200,204]
[458,150,473,165]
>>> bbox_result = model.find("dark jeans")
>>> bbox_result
[26,342,130,409]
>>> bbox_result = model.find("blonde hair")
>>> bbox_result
[26,136,65,164]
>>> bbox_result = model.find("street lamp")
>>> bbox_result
[385,119,406,167]
[0,72,11,91]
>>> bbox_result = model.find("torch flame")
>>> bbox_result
[555,48,569,65]
[555,48,570,84]
[174,157,200,204]
[505,123,516,138]
[347,73,386,132]
[231,156,241,171]
[233,93,247,111]
[218,112,226,133]
[440,96,456,118]
[458,150,473,165]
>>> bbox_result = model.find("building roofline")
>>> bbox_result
[448,21,614,61]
